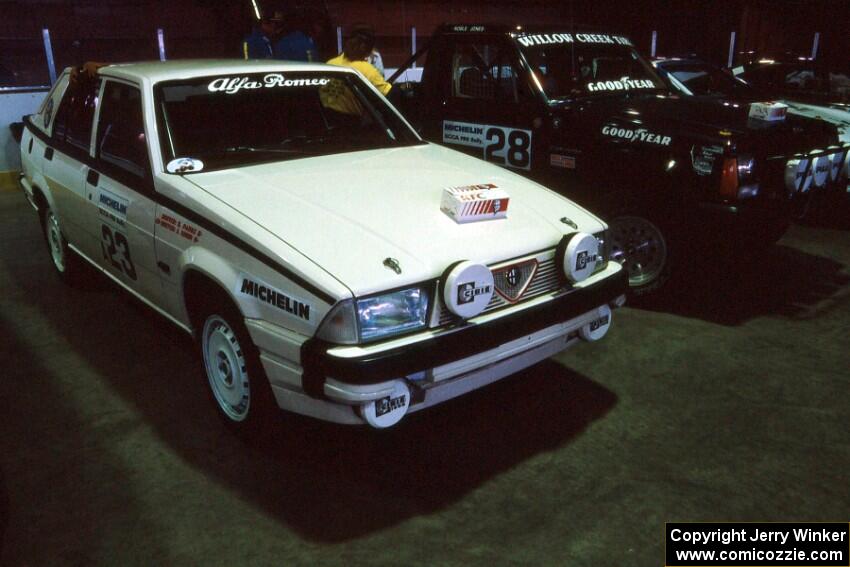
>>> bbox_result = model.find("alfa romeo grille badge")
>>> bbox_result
[493,259,538,302]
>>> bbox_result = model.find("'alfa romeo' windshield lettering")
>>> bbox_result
[208,73,331,95]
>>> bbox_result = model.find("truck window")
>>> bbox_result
[451,42,519,103]
[52,76,99,152]
[829,71,850,100]
[517,34,665,100]
[96,81,150,179]
[783,67,826,93]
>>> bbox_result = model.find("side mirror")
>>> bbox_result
[9,122,23,144]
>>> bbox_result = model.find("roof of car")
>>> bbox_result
[92,59,352,83]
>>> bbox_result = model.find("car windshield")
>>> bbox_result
[516,32,668,101]
[155,71,422,171]
[660,62,750,96]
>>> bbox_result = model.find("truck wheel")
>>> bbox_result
[42,206,83,285]
[608,214,672,296]
[197,297,278,436]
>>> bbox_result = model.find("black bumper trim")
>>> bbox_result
[300,268,628,396]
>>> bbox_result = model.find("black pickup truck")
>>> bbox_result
[390,25,847,294]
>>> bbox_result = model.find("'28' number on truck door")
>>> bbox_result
[484,127,531,170]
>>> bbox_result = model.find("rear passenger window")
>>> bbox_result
[52,76,99,151]
[96,81,149,179]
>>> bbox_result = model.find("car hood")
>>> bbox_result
[183,144,604,296]
[553,93,838,155]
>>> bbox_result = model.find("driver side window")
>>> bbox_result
[96,81,150,180]
[450,41,521,103]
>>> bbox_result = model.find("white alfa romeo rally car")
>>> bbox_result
[18,60,626,430]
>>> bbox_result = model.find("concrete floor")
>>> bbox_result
[0,189,848,566]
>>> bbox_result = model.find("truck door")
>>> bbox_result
[85,79,162,306]
[435,35,540,173]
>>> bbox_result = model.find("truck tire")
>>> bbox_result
[608,212,673,296]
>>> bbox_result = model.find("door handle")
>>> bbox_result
[44,147,53,161]
[86,169,100,186]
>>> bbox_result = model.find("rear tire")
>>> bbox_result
[195,294,278,436]
[41,206,83,285]
[608,212,673,297]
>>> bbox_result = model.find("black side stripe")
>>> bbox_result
[23,116,337,305]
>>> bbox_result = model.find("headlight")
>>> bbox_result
[316,287,431,344]
[357,287,430,342]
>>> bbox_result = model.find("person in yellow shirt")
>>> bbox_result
[322,29,392,115]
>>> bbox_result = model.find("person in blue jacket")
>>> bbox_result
[242,10,283,59]
[273,12,318,62]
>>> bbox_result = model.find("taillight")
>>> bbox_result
[719,157,739,198]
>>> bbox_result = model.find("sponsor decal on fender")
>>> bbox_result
[550,153,576,169]
[239,277,312,321]
[691,145,723,176]
[97,190,128,227]
[208,73,331,95]
[588,76,656,92]
[442,120,532,170]
[155,212,203,243]
[602,125,672,146]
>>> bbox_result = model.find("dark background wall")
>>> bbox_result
[0,0,847,86]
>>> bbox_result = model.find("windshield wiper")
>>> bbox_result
[223,145,304,154]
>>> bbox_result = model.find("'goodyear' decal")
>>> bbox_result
[587,76,656,93]
[602,125,671,146]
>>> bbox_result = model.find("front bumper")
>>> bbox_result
[300,267,628,396]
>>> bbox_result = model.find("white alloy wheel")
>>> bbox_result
[202,314,252,422]
[46,210,67,273]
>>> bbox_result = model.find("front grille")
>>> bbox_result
[436,252,563,327]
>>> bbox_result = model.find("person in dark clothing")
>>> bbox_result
[273,11,318,62]
[242,10,283,59]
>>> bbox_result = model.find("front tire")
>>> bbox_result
[608,213,672,296]
[197,299,277,435]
